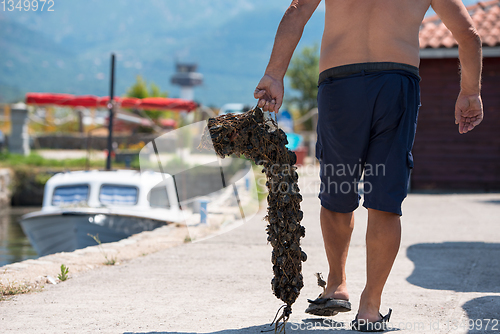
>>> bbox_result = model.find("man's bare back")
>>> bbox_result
[320,0,431,71]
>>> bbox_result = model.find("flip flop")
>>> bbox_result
[351,308,392,332]
[305,297,352,316]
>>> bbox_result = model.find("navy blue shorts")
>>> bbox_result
[316,62,421,216]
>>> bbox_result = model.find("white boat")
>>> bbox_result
[20,169,183,257]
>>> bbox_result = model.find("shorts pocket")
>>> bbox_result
[407,151,414,169]
[316,142,323,161]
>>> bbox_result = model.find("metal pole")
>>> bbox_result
[106,53,115,171]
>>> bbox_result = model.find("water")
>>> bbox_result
[0,207,40,267]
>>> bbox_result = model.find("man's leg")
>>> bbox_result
[320,206,354,301]
[357,208,401,322]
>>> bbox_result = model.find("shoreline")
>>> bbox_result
[0,210,244,299]
[1,224,189,296]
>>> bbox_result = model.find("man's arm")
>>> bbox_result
[431,0,483,134]
[254,0,321,113]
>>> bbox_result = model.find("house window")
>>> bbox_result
[99,185,138,206]
[52,185,89,206]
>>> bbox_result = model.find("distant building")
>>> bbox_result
[415,0,500,190]
[170,63,203,101]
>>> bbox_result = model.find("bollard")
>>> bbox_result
[245,175,250,191]
[199,198,209,225]
[9,103,30,156]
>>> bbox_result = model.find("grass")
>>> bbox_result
[88,233,117,265]
[0,152,136,169]
[57,264,69,281]
[0,152,95,168]
[0,281,43,301]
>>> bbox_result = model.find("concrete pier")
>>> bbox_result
[1,167,499,333]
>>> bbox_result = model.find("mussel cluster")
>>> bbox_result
[199,107,306,330]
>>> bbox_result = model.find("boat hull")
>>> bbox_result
[20,213,166,257]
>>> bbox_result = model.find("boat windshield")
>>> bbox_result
[52,185,89,206]
[99,185,138,206]
[148,185,170,209]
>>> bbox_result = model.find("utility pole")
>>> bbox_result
[106,53,115,171]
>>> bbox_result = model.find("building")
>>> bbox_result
[170,63,203,101]
[415,0,500,190]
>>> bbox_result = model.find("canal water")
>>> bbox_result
[0,207,40,267]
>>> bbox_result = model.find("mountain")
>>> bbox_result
[0,1,480,106]
[2,0,321,107]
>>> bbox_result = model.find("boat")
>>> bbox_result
[20,169,183,257]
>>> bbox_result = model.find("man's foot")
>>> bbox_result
[351,309,392,332]
[357,289,383,322]
[321,284,349,301]
[305,284,351,316]
[356,308,384,323]
[305,298,352,316]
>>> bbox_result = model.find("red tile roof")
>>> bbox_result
[420,0,500,48]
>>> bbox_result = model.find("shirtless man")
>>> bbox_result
[254,0,482,330]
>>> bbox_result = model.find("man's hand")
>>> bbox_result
[454,92,483,134]
[254,74,284,113]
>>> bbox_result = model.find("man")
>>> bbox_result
[254,0,482,331]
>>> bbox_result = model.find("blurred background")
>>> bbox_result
[0,0,498,267]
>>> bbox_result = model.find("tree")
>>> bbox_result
[285,44,319,130]
[126,76,149,99]
[125,76,168,121]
